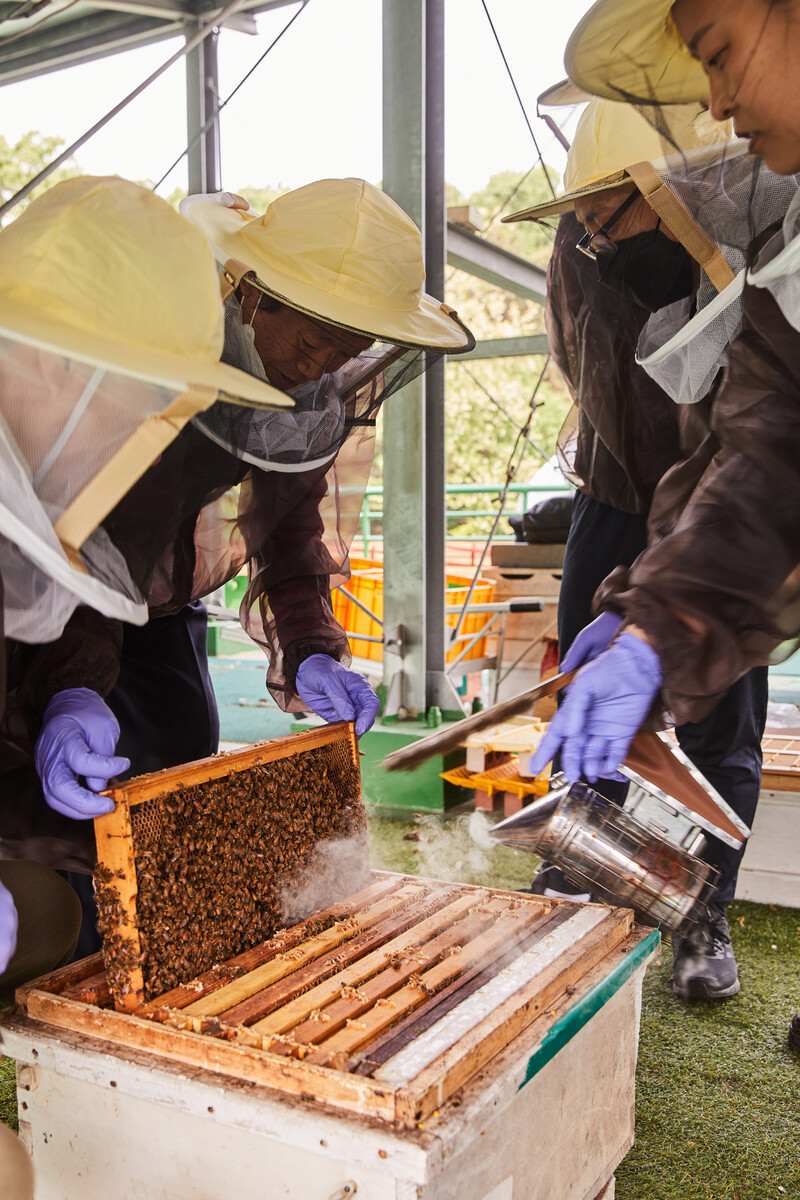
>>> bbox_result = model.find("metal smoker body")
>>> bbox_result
[489,733,750,932]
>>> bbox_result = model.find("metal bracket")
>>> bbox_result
[384,625,406,658]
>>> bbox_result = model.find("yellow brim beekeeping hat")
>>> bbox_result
[564,0,709,107]
[182,177,473,353]
[0,176,291,410]
[504,95,730,223]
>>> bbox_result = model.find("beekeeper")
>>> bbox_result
[0,175,289,984]
[525,0,800,1044]
[91,179,474,787]
[506,92,800,998]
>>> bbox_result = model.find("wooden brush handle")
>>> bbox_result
[381,670,577,773]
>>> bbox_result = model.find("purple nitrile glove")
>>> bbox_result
[0,880,18,976]
[34,688,129,820]
[528,633,663,784]
[559,611,624,673]
[295,654,380,738]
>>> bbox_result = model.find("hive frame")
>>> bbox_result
[94,722,360,1011]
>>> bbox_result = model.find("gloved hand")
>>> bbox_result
[295,654,380,738]
[528,632,663,784]
[0,880,18,976]
[35,688,129,820]
[560,611,624,673]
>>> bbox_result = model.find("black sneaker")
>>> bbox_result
[525,863,592,903]
[789,1014,800,1051]
[672,903,740,1000]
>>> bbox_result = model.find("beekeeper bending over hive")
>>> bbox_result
[506,91,797,997]
[525,0,800,1048]
[0,175,289,986]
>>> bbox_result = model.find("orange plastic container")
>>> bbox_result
[332,558,496,664]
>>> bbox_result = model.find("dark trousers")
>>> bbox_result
[64,601,220,957]
[0,860,81,994]
[557,491,767,904]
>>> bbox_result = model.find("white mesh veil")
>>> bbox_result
[635,143,800,403]
[0,337,223,641]
[746,190,800,330]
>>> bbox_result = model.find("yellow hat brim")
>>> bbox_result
[503,170,630,224]
[537,78,592,109]
[185,201,473,353]
[565,0,709,107]
[0,298,293,409]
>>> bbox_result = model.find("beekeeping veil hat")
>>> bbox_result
[0,175,290,643]
[506,86,799,405]
[565,0,708,109]
[181,179,475,472]
[558,0,800,402]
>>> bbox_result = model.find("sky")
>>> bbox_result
[1,0,594,202]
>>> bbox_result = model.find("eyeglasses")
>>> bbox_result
[576,190,639,260]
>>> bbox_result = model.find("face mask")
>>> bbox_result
[596,227,695,313]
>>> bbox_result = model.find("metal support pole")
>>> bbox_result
[423,0,463,713]
[185,19,221,194]
[381,0,427,717]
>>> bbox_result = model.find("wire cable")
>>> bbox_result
[458,360,551,466]
[152,0,310,191]
[479,0,557,201]
[448,354,552,642]
[0,0,249,221]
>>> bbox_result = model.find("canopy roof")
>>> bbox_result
[0,0,291,84]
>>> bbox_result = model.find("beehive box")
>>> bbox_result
[93,723,366,1009]
[16,875,642,1129]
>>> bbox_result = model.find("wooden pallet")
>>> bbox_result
[441,757,549,817]
[93,723,363,1010]
[761,734,800,790]
[17,873,635,1128]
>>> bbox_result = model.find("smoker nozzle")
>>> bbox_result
[487,784,566,854]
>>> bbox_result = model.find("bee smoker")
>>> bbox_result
[488,732,751,932]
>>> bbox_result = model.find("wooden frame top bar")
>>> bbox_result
[100,722,358,808]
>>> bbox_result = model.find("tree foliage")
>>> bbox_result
[437,164,571,531]
[0,132,80,224]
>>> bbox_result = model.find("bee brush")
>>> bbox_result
[381,669,577,773]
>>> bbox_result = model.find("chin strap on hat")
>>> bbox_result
[220,258,256,302]
[627,160,737,293]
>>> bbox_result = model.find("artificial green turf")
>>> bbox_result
[0,1054,16,1133]
[1,813,797,1199]
[615,899,800,1200]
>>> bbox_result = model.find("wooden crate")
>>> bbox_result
[93,723,364,1010]
[482,565,560,672]
[17,874,636,1129]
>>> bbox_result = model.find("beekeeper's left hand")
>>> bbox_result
[527,631,663,784]
[295,655,380,737]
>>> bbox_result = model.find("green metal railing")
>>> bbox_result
[356,481,570,557]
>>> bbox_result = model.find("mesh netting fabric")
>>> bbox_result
[0,337,213,639]
[635,144,800,403]
[746,190,800,331]
[193,293,441,472]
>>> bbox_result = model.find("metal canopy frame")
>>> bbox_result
[1,0,549,717]
[0,0,293,83]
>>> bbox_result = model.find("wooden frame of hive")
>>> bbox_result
[93,722,362,1011]
[16,875,648,1128]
